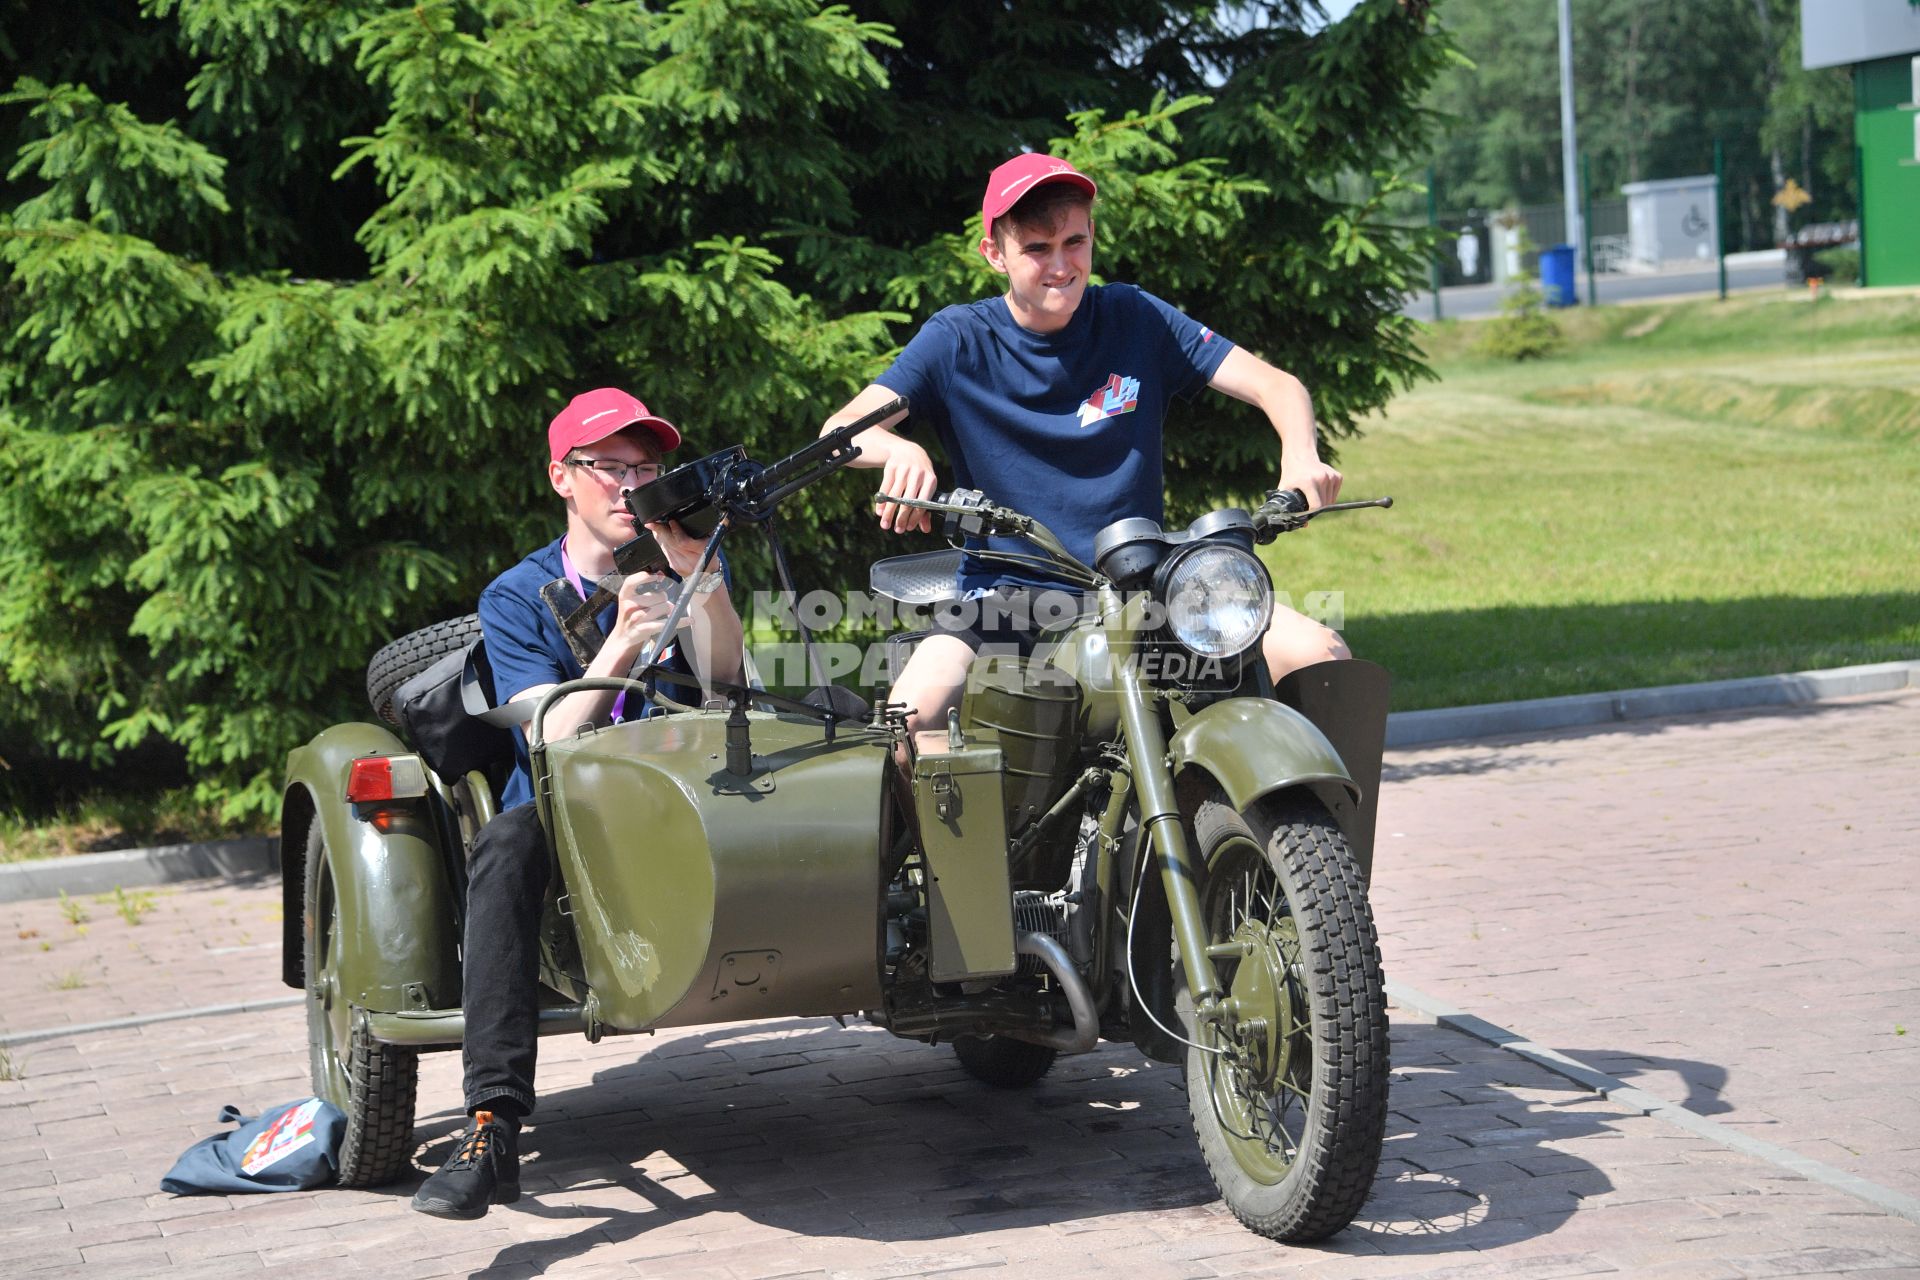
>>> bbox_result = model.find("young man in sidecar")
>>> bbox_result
[820,153,1351,732]
[410,387,744,1220]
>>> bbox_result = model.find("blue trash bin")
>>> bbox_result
[1539,243,1577,307]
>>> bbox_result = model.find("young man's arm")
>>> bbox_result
[511,573,674,735]
[1207,347,1343,510]
[649,520,744,694]
[822,383,935,535]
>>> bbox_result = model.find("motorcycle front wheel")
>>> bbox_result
[1181,791,1388,1242]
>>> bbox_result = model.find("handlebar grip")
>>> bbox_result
[1271,488,1309,514]
[1253,488,1311,543]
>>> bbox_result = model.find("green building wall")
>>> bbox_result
[1856,57,1920,286]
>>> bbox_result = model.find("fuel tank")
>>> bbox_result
[536,710,891,1033]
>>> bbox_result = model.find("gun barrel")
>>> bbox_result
[748,395,907,502]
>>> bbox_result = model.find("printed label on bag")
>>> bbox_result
[239,1099,324,1175]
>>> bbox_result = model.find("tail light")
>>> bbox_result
[346,754,429,803]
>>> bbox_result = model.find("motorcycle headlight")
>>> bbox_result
[1158,544,1273,660]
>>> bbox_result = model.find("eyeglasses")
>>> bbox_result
[567,456,662,486]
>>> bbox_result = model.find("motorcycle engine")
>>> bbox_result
[1013,891,1072,975]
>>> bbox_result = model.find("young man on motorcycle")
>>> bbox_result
[821,153,1349,733]
[412,387,744,1220]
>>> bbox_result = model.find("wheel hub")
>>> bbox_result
[1225,919,1296,1091]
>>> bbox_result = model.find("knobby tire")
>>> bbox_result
[1182,791,1388,1242]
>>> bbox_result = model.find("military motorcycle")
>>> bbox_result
[281,398,1394,1242]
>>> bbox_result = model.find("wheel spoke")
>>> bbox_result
[1271,1106,1299,1156]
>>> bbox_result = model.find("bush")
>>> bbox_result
[1476,277,1564,361]
[1814,247,1860,285]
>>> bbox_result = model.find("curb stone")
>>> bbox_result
[1384,658,1919,748]
[0,835,278,905]
[3,660,1914,903]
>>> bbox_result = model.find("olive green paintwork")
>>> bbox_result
[1117,658,1224,1009]
[1166,696,1361,844]
[1037,614,1124,743]
[281,722,462,1015]
[537,710,890,1033]
[1032,589,1173,743]
[913,743,1016,982]
[959,655,1082,839]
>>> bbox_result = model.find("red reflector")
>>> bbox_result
[346,757,394,802]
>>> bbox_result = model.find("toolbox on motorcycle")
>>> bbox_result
[912,740,1016,983]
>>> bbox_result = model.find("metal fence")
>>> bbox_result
[1429,199,1628,286]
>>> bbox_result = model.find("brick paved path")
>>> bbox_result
[1370,692,1920,1204]
[3,693,1918,1278]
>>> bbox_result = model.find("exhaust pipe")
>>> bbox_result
[1004,930,1099,1053]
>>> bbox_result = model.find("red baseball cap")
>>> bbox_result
[981,153,1097,231]
[547,387,681,463]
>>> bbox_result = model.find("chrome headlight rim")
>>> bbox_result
[1155,542,1274,660]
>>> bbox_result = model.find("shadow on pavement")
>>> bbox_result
[1383,750,1554,782]
[419,1019,1618,1276]
[1555,1047,1733,1117]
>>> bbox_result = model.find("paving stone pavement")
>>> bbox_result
[2,692,1918,1278]
[1369,691,1920,1205]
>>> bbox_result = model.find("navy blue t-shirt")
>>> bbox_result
[877,283,1234,592]
[479,535,715,810]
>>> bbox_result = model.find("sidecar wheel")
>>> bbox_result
[366,614,484,725]
[1181,792,1387,1243]
[302,821,420,1186]
[952,1034,1058,1088]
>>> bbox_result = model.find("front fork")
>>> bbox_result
[1114,660,1230,1031]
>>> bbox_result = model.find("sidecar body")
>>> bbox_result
[532,710,894,1033]
[284,706,901,1042]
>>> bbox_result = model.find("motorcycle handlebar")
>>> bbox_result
[1253,490,1393,542]
[885,489,1031,540]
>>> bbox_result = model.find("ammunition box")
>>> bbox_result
[912,743,1016,982]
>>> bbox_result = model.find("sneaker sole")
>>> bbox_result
[409,1183,521,1220]
[410,1194,491,1221]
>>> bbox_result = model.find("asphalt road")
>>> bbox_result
[1405,259,1794,320]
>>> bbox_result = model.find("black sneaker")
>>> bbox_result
[410,1110,521,1220]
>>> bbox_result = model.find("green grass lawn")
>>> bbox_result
[1264,289,1920,711]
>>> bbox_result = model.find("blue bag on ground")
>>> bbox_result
[161,1098,347,1194]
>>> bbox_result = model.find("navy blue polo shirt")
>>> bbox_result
[479,535,720,810]
[876,283,1234,592]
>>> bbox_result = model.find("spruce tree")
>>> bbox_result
[2,0,1450,817]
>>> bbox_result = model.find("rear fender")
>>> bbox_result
[281,722,463,1013]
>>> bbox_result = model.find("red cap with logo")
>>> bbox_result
[981,153,1098,232]
[547,387,681,463]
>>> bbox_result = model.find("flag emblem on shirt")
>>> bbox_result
[1078,373,1140,428]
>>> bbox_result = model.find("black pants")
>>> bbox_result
[460,802,548,1118]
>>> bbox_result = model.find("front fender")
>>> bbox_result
[1167,697,1363,862]
[281,722,462,1014]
